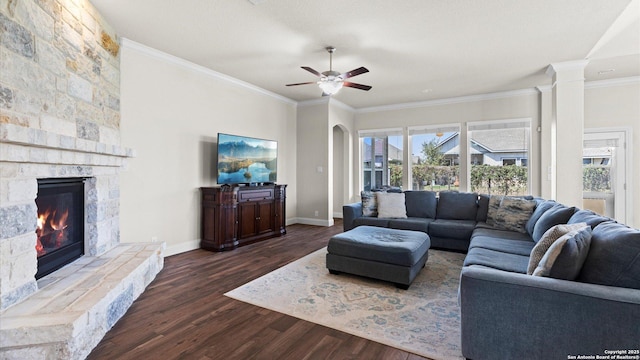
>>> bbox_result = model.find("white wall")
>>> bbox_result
[296,101,330,225]
[119,40,297,255]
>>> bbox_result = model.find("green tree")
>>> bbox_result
[421,139,446,166]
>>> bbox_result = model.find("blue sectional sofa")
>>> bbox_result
[342,190,640,360]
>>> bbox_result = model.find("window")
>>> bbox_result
[468,120,531,196]
[408,125,460,192]
[360,129,403,191]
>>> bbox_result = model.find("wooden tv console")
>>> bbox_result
[200,184,286,251]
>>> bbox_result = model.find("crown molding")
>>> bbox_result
[356,88,538,114]
[545,59,590,77]
[585,76,640,89]
[121,38,297,106]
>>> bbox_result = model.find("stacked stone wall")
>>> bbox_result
[0,0,125,310]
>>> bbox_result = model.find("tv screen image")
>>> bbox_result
[217,133,277,184]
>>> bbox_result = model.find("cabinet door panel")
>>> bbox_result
[238,203,257,239]
[257,201,274,234]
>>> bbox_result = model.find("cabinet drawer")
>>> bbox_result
[239,189,274,201]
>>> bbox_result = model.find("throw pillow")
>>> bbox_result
[376,192,407,219]
[531,204,576,243]
[527,222,588,275]
[532,226,592,280]
[486,195,504,226]
[491,197,536,233]
[361,191,377,217]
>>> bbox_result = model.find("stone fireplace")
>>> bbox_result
[0,1,163,358]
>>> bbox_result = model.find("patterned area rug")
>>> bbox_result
[225,247,466,360]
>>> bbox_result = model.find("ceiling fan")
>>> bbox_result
[286,47,372,96]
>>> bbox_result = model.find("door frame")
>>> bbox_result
[584,127,633,225]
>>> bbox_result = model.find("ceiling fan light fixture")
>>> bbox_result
[318,80,343,95]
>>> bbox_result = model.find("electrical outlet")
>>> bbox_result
[151,236,158,242]
[314,210,319,217]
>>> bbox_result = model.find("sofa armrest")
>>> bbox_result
[460,265,640,360]
[342,203,363,231]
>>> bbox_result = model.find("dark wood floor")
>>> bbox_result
[87,220,430,360]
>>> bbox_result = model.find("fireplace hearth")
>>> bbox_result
[35,178,85,279]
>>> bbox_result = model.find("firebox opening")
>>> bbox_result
[35,178,86,280]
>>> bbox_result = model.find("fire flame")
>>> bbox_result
[35,207,69,256]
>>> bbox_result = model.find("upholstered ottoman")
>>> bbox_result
[326,226,430,289]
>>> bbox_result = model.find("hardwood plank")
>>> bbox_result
[88,220,432,360]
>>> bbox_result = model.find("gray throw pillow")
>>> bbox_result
[528,222,588,274]
[532,225,592,280]
[491,197,536,233]
[376,192,407,219]
[531,204,576,242]
[361,191,377,217]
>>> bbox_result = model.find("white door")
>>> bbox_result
[582,130,629,224]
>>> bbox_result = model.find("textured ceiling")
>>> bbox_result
[90,0,640,109]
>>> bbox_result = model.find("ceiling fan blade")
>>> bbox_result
[341,67,369,79]
[301,66,322,77]
[286,81,316,86]
[344,81,372,91]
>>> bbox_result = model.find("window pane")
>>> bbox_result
[469,126,529,196]
[410,130,460,192]
[583,146,612,193]
[361,135,403,191]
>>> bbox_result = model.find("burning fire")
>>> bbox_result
[35,207,69,256]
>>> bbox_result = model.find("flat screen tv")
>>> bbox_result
[216,133,278,185]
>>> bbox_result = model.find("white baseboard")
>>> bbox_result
[290,217,335,227]
[164,239,200,257]
[333,211,343,219]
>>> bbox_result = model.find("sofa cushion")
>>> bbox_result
[476,194,490,222]
[436,191,478,220]
[568,209,610,229]
[532,225,591,280]
[428,219,476,241]
[404,190,437,218]
[471,226,533,242]
[388,217,433,233]
[525,200,558,236]
[469,236,535,256]
[353,217,389,228]
[528,222,588,274]
[531,204,576,242]
[490,197,536,233]
[376,192,407,218]
[361,191,378,217]
[464,247,529,273]
[578,222,640,290]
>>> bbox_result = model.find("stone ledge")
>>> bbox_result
[0,123,135,158]
[0,242,164,360]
